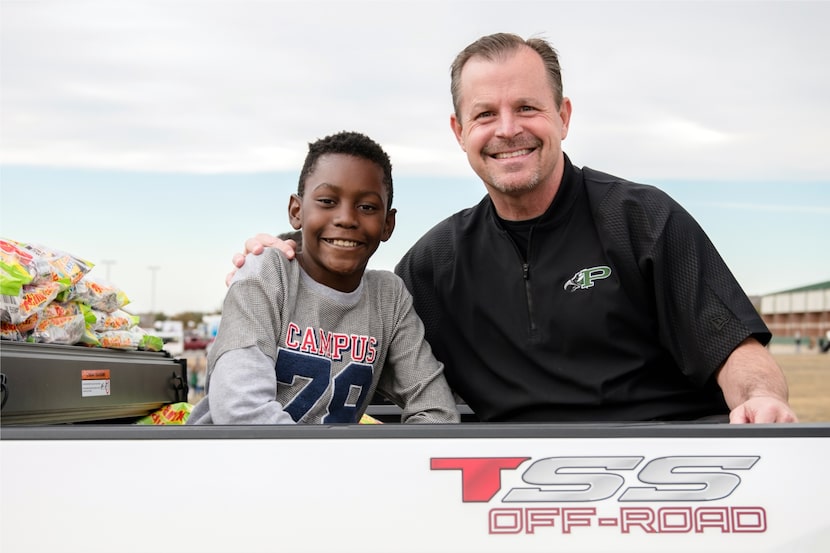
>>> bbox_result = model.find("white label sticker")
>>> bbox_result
[82,379,111,397]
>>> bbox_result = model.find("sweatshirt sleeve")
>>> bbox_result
[590,178,770,386]
[207,346,297,424]
[376,283,460,424]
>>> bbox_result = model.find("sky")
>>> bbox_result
[2,0,829,316]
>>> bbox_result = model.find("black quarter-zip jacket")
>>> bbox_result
[395,155,769,422]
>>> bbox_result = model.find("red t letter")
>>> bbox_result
[431,457,529,502]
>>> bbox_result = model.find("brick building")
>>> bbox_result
[760,280,830,348]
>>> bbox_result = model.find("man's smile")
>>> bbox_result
[491,148,534,160]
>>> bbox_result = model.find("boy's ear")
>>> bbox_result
[288,194,303,230]
[381,208,397,242]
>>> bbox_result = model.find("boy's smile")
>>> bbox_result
[323,238,362,248]
[289,153,396,292]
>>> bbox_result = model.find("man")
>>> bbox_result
[234,33,797,424]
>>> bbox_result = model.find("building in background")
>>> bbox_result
[760,280,830,350]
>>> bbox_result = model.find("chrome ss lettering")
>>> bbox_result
[432,456,760,503]
[503,457,644,503]
[618,456,760,502]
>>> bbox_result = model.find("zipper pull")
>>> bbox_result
[522,263,530,280]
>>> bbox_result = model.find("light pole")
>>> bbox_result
[100,259,116,282]
[148,265,160,316]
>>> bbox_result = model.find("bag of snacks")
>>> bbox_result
[89,308,138,333]
[135,402,192,425]
[32,313,86,344]
[1,281,63,324]
[69,276,130,313]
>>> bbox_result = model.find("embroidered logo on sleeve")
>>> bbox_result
[564,266,612,292]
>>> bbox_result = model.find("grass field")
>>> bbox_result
[774,352,830,422]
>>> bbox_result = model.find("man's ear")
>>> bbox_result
[381,208,397,242]
[450,114,466,151]
[288,194,303,230]
[559,97,573,140]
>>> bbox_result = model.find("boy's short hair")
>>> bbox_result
[298,131,394,210]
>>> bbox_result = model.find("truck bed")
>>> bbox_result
[0,341,187,424]
[2,422,828,553]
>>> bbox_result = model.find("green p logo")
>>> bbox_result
[564,266,612,292]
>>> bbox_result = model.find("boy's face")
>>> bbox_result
[289,153,396,292]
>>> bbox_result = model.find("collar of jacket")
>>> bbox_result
[483,152,583,232]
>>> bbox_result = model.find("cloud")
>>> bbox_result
[703,202,830,215]
[2,1,829,182]
[3,1,828,314]
[643,118,732,145]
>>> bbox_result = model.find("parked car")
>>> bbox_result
[183,335,213,351]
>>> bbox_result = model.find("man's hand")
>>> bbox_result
[728,396,798,424]
[225,233,298,286]
[716,337,799,424]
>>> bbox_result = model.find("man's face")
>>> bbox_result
[450,46,571,198]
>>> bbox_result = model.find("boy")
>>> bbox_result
[188,131,459,424]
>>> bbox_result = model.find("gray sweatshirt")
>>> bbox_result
[188,249,459,424]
